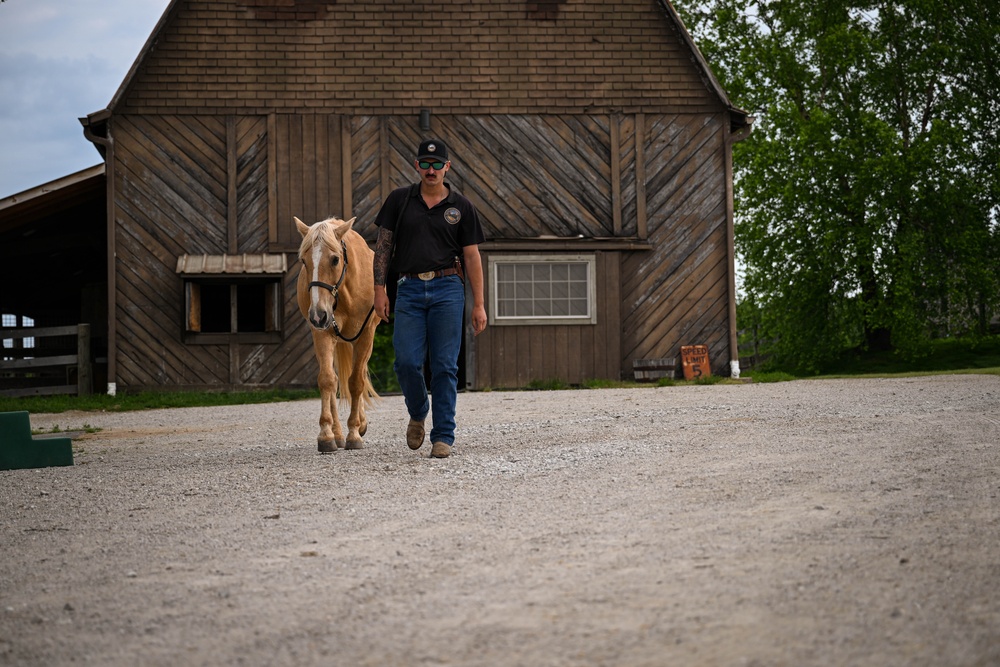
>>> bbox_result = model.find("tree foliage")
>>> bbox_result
[678,0,1000,372]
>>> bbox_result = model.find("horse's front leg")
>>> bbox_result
[343,348,364,450]
[312,331,344,453]
[344,335,374,450]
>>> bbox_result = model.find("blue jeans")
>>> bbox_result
[393,275,465,446]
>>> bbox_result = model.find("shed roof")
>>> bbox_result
[175,253,289,276]
[0,164,105,235]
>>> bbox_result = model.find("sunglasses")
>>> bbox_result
[418,160,447,170]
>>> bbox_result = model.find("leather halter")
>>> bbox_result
[307,238,376,342]
[308,239,349,298]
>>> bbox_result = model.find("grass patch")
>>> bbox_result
[526,378,571,391]
[742,370,798,383]
[657,375,747,386]
[819,335,1000,376]
[816,366,1000,379]
[743,335,1000,382]
[582,378,641,389]
[4,335,996,414]
[0,388,320,416]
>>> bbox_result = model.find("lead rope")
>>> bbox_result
[332,305,377,342]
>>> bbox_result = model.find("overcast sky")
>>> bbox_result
[0,0,171,199]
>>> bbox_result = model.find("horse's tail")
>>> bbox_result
[333,340,379,409]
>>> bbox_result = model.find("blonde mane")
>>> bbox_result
[297,218,344,262]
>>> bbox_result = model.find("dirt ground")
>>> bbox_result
[2,375,999,666]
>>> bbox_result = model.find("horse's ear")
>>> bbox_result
[336,217,357,238]
[294,216,310,238]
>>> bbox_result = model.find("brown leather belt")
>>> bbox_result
[400,268,460,281]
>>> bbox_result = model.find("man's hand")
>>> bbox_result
[463,244,488,336]
[374,285,390,322]
[471,304,487,336]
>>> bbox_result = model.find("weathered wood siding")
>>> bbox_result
[117,1,721,118]
[111,110,732,389]
[350,115,619,241]
[474,251,623,388]
[362,113,730,386]
[112,115,314,389]
[269,114,346,251]
[622,114,731,376]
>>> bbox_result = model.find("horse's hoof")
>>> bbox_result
[345,439,364,450]
[336,438,346,450]
[318,439,337,454]
[359,422,368,437]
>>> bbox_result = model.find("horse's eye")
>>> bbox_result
[330,257,340,267]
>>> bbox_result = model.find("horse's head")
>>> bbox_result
[296,215,357,330]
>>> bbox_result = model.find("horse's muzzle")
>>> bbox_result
[309,308,333,330]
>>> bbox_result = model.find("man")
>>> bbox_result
[373,139,487,458]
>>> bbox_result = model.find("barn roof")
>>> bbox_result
[86,0,749,129]
[657,0,750,127]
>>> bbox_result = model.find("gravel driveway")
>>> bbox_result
[2,374,999,666]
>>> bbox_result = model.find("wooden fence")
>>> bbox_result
[0,324,93,397]
[737,327,772,371]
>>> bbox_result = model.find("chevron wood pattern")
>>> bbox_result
[113,115,317,389]
[235,117,269,253]
[621,112,731,374]
[365,113,729,386]
[349,115,616,240]
[348,115,384,243]
[111,110,733,390]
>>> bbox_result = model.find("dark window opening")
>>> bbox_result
[184,279,281,343]
[237,283,267,333]
[198,284,232,333]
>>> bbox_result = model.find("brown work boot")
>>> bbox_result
[406,418,425,450]
[430,441,452,458]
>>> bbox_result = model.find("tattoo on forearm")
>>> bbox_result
[373,227,393,286]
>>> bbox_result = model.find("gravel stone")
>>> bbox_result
[1,375,999,666]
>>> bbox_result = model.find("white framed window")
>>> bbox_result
[488,254,597,326]
[2,314,35,360]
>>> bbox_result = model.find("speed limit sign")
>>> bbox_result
[680,345,711,380]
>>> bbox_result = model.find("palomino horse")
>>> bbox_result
[295,216,379,452]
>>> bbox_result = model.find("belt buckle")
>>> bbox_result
[417,271,435,281]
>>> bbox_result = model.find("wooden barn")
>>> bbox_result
[73,0,748,392]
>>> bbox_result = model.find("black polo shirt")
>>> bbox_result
[374,182,485,275]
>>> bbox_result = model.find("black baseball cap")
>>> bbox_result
[416,139,448,162]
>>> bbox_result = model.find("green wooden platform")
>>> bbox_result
[0,411,74,470]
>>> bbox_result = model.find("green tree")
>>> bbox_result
[679,1,1000,372]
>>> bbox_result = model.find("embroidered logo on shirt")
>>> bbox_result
[444,208,462,225]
